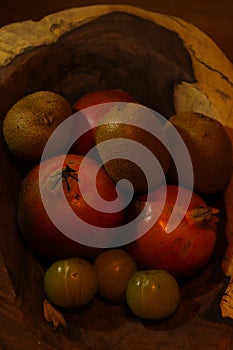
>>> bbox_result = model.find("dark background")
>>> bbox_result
[0,0,233,62]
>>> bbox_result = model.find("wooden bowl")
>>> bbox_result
[0,5,233,350]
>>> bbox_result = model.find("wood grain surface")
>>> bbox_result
[0,2,233,350]
[0,0,233,62]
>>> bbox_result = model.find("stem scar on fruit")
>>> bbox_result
[32,111,54,126]
[186,206,220,225]
[50,164,80,193]
[62,164,80,192]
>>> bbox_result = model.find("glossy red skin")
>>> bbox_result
[71,89,135,155]
[126,185,217,279]
[17,154,125,262]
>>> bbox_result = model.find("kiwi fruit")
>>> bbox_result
[168,111,233,194]
[95,103,171,193]
[3,91,72,162]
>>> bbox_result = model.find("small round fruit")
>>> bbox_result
[93,249,137,302]
[126,269,180,320]
[95,103,171,193]
[168,112,232,194]
[3,91,72,162]
[71,89,135,156]
[44,258,98,308]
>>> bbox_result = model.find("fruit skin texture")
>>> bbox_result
[126,269,180,320]
[95,103,171,193]
[126,185,218,279]
[44,258,98,308]
[168,112,233,194]
[71,89,135,155]
[3,91,72,162]
[93,248,137,302]
[17,154,125,262]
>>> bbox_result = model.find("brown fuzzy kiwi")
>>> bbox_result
[95,103,171,194]
[3,91,72,162]
[168,112,233,194]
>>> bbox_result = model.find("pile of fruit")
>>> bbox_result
[2,89,232,325]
